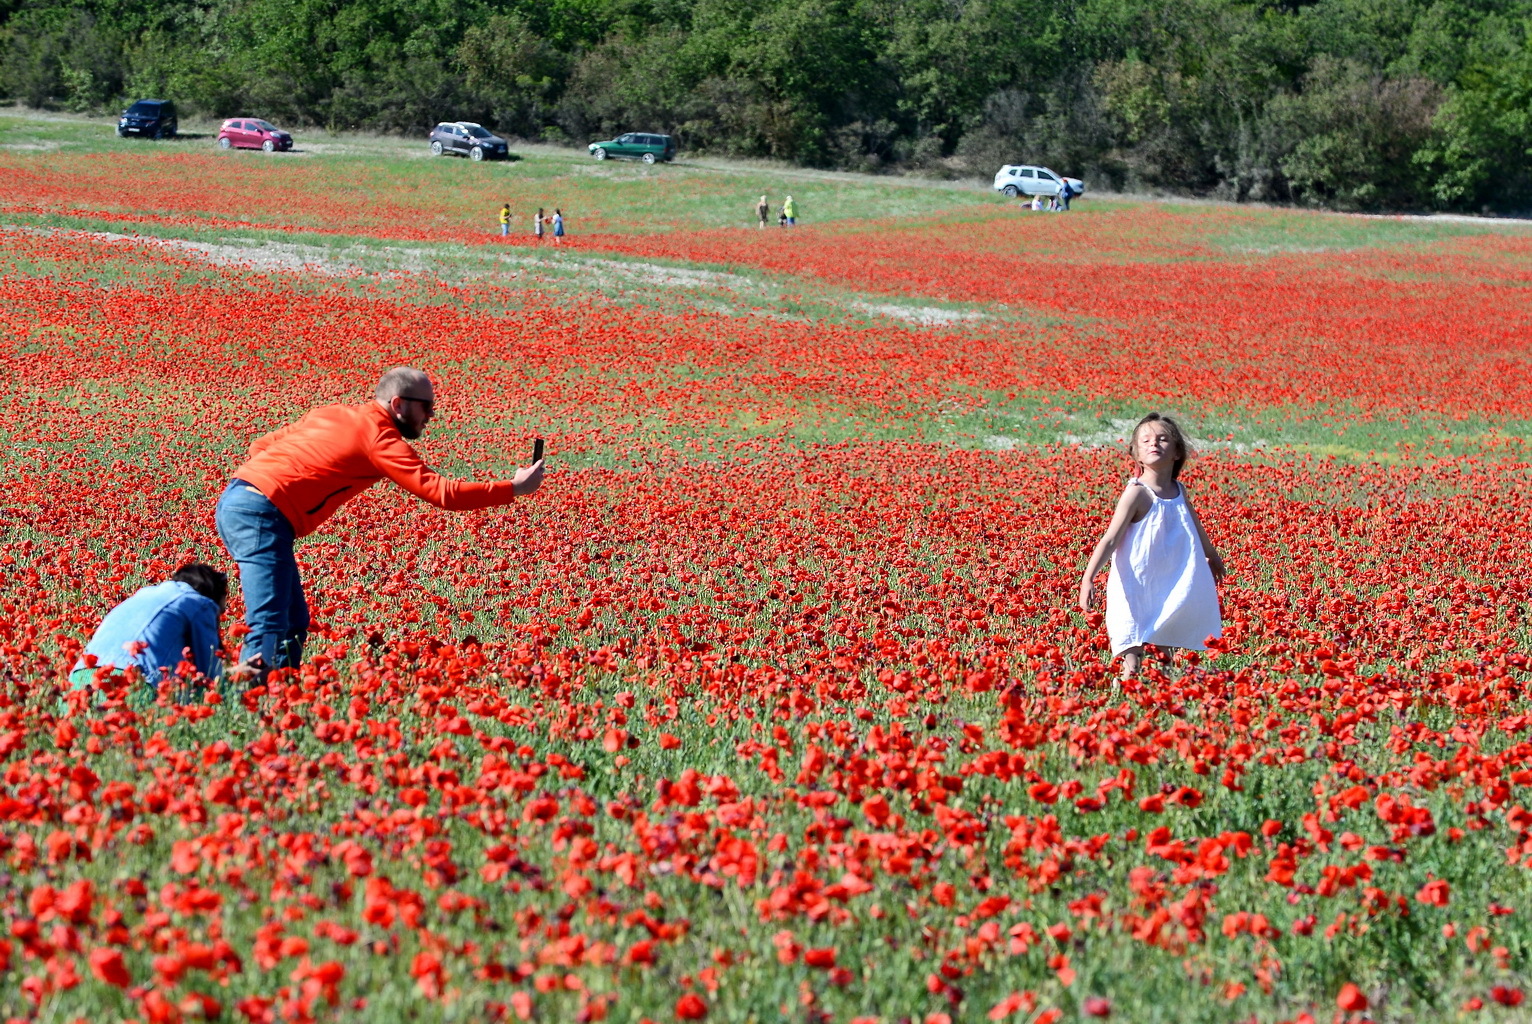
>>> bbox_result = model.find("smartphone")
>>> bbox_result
[532,438,544,464]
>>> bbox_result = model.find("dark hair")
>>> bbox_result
[172,563,229,605]
[1128,412,1191,479]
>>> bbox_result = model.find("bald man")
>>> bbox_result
[215,367,543,676]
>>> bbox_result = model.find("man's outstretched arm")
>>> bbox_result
[370,430,541,509]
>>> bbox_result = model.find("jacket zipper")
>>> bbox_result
[306,486,351,516]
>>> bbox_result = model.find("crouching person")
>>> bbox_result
[70,562,228,698]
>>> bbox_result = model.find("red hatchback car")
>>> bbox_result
[217,118,293,152]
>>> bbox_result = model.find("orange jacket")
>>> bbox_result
[233,403,517,537]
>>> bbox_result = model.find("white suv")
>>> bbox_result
[993,165,1085,199]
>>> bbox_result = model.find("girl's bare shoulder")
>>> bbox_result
[1115,480,1151,511]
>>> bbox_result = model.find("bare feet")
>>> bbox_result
[1119,646,1143,681]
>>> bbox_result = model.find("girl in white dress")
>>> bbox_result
[1078,414,1225,679]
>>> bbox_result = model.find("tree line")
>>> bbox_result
[3,0,1530,211]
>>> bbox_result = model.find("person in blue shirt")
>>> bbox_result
[70,563,228,694]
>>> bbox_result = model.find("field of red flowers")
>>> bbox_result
[3,134,1532,1023]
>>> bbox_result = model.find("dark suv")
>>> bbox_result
[428,122,510,161]
[588,133,675,164]
[117,99,178,139]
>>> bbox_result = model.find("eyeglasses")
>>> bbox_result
[399,396,435,414]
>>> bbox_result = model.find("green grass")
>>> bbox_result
[1159,202,1530,253]
[952,393,1532,456]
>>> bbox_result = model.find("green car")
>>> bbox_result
[588,132,676,164]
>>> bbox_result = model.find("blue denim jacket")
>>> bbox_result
[74,581,222,685]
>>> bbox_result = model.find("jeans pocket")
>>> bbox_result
[218,492,288,561]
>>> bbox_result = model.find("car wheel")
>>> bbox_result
[593,148,607,161]
[218,136,232,149]
[430,141,444,156]
[1003,184,1019,198]
[470,146,484,162]
[641,152,656,165]
[262,139,275,153]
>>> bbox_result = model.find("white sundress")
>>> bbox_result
[1105,479,1222,656]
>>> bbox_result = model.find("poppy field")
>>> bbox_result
[3,118,1532,1023]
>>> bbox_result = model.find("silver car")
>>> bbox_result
[993,164,1085,199]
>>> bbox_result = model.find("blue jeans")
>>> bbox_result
[216,480,308,671]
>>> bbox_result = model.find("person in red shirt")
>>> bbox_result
[215,367,543,676]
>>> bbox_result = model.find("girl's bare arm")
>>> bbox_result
[1078,485,1150,610]
[1182,487,1226,581]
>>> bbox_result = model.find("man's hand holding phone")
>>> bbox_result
[513,437,545,496]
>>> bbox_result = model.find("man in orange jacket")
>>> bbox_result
[215,366,543,676]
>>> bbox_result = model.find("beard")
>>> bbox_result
[393,413,423,440]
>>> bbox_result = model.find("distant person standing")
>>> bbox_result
[1058,179,1073,211]
[756,195,769,229]
[782,195,797,226]
[534,207,546,243]
[552,208,565,244]
[499,202,511,237]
